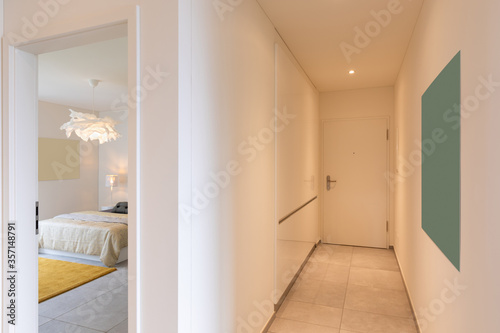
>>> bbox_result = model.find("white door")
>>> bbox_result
[5,48,39,332]
[323,118,388,248]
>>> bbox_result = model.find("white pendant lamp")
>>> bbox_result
[60,79,121,144]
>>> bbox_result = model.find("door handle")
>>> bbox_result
[326,176,337,191]
[35,201,39,235]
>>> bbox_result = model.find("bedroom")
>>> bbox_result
[36,36,130,332]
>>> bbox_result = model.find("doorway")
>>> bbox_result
[3,19,139,333]
[322,118,389,248]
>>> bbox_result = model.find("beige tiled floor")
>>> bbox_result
[38,254,128,333]
[269,244,418,333]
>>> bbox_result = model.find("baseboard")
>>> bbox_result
[262,240,321,332]
[274,240,320,311]
[261,312,276,333]
[393,247,422,333]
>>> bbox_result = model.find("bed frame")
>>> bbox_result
[38,246,128,266]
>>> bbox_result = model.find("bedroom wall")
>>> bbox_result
[98,110,128,209]
[38,101,99,220]
[394,0,500,331]
[319,87,395,245]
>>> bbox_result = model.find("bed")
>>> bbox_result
[38,205,128,267]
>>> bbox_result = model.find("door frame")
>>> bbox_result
[1,7,141,332]
[320,116,390,249]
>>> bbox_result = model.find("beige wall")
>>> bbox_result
[38,101,99,220]
[319,86,395,245]
[183,1,322,330]
[275,41,320,302]
[188,1,276,332]
[394,0,500,331]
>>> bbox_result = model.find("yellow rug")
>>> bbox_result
[38,257,116,303]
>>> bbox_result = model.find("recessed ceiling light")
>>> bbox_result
[349,70,356,75]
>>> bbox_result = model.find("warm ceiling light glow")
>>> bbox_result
[60,79,121,144]
[61,110,121,144]
[349,70,356,75]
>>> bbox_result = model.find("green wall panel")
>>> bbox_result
[422,51,461,271]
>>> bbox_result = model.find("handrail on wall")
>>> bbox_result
[278,196,318,225]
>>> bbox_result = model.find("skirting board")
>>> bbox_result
[39,247,128,266]
[393,248,421,333]
[275,240,320,311]
[263,240,321,333]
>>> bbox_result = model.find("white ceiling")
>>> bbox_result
[38,37,128,112]
[257,0,424,92]
[38,2,423,106]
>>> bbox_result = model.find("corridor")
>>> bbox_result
[269,244,418,333]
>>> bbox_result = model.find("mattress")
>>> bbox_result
[38,211,128,267]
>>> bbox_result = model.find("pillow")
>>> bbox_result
[111,202,128,214]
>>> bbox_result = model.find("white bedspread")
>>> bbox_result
[55,212,128,225]
[38,211,128,267]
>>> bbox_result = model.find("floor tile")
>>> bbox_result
[313,281,347,309]
[57,289,128,331]
[299,262,329,281]
[39,316,52,326]
[327,251,353,266]
[350,252,399,271]
[324,264,350,285]
[280,301,342,328]
[310,245,353,266]
[288,279,322,303]
[39,319,102,333]
[83,273,125,292]
[348,267,405,291]
[269,318,339,333]
[352,247,395,257]
[268,245,417,333]
[108,319,128,333]
[39,286,107,318]
[344,284,413,318]
[38,254,129,332]
[341,309,417,333]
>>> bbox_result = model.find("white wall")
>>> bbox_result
[98,110,128,209]
[188,1,276,332]
[3,1,179,332]
[38,101,99,220]
[319,86,395,245]
[275,42,320,300]
[187,2,322,330]
[394,0,500,332]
